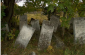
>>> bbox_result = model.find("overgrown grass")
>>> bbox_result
[1,28,85,55]
[1,14,85,55]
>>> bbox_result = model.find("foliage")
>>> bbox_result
[77,2,85,17]
[60,17,71,29]
[47,45,54,53]
[1,5,6,19]
[64,48,84,55]
[7,29,15,40]
[7,28,19,40]
[14,4,27,15]
[1,22,7,41]
[14,1,41,15]
[1,30,6,41]
[11,17,19,26]
[14,0,85,28]
[1,28,19,41]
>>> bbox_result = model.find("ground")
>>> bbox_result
[1,27,85,55]
[1,13,85,55]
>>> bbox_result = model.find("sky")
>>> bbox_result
[16,0,26,6]
[16,0,83,7]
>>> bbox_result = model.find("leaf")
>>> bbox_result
[58,3,64,9]
[48,5,54,12]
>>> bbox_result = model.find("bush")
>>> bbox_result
[1,5,6,19]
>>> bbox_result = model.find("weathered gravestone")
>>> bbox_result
[38,20,54,50]
[19,15,27,30]
[50,15,59,32]
[73,17,85,44]
[31,19,40,31]
[1,24,9,32]
[15,24,35,48]
[5,24,9,32]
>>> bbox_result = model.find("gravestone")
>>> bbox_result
[38,20,54,50]
[73,17,85,44]
[19,15,27,30]
[15,24,35,48]
[5,24,9,32]
[1,24,9,32]
[50,15,59,32]
[31,19,40,31]
[31,19,40,38]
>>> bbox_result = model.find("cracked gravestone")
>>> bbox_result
[73,17,85,44]
[19,15,27,30]
[38,20,54,50]
[50,15,59,32]
[15,24,35,48]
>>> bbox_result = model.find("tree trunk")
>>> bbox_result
[3,0,15,31]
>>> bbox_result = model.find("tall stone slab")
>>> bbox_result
[73,17,85,44]
[31,19,40,31]
[38,20,54,50]
[15,24,35,48]
[50,15,59,32]
[19,15,27,30]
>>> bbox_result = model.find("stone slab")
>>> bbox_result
[5,24,9,32]
[19,15,27,30]
[38,20,54,50]
[31,19,40,31]
[50,15,59,32]
[15,24,35,48]
[73,17,85,44]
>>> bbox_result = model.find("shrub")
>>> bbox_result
[1,5,6,19]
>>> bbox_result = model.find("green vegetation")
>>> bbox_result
[1,30,85,55]
[1,5,6,19]
[1,0,85,55]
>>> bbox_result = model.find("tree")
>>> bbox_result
[2,0,15,30]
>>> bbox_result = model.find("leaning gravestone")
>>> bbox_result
[15,24,35,48]
[50,15,59,32]
[38,20,54,50]
[73,17,85,44]
[19,15,27,30]
[31,19,40,31]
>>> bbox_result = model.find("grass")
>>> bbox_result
[1,14,85,55]
[1,28,85,55]
[16,13,48,25]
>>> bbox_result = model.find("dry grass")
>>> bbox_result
[27,14,48,24]
[16,13,48,24]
